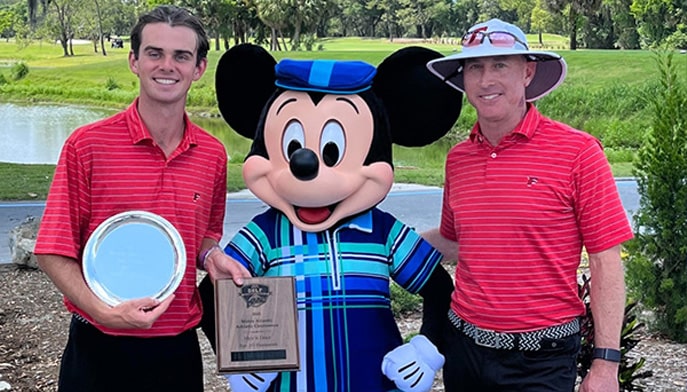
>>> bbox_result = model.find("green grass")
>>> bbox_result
[1,36,679,200]
[0,162,56,200]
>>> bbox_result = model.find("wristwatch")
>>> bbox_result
[592,348,621,363]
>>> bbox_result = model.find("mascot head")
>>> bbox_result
[216,44,462,232]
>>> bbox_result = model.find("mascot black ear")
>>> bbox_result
[215,43,277,139]
[372,47,463,147]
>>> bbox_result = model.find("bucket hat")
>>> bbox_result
[426,18,567,101]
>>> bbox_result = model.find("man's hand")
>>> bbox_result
[579,360,620,392]
[93,294,175,329]
[204,247,252,285]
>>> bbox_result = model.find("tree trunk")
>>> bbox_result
[291,21,301,50]
[569,7,578,50]
[94,0,106,56]
[271,27,278,51]
[59,35,68,56]
[279,30,287,52]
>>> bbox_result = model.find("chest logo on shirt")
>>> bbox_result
[239,284,271,308]
[527,176,538,187]
[193,192,201,202]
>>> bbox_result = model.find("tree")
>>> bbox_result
[397,0,448,39]
[626,52,687,343]
[46,0,79,56]
[608,0,640,49]
[27,0,48,28]
[581,2,616,48]
[500,0,536,31]
[530,0,554,46]
[337,0,383,37]
[545,0,603,49]
[630,0,685,47]
[255,0,288,50]
[0,8,14,39]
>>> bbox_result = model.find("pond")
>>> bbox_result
[0,102,454,167]
[0,102,114,164]
[0,102,255,164]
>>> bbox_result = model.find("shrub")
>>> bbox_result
[577,274,653,390]
[390,281,422,317]
[664,30,687,50]
[10,62,29,81]
[626,51,687,342]
[0,73,7,85]
[105,77,119,90]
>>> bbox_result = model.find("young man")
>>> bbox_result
[423,19,633,391]
[34,5,247,391]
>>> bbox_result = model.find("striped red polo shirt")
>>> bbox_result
[35,99,228,337]
[440,104,633,332]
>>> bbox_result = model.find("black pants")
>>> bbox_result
[442,319,580,392]
[58,316,203,392]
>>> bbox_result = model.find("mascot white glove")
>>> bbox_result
[381,334,444,392]
[226,372,278,392]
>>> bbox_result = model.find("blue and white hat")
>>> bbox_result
[427,18,567,102]
[275,59,377,94]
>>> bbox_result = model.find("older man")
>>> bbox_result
[423,18,633,391]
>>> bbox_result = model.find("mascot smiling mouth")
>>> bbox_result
[295,204,337,224]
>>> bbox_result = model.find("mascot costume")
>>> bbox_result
[199,43,462,392]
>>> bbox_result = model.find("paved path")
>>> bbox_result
[1,181,639,264]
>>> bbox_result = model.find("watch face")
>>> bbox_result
[82,210,186,306]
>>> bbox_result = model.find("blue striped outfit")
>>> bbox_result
[225,207,442,392]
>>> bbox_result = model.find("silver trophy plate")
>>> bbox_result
[83,210,186,307]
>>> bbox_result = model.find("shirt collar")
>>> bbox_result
[337,210,374,233]
[469,103,542,143]
[125,97,199,148]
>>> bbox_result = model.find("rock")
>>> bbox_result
[0,380,10,391]
[8,216,40,269]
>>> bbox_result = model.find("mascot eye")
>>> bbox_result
[320,121,345,167]
[282,120,305,160]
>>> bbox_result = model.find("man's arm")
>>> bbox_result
[37,254,174,329]
[420,228,458,262]
[580,244,625,392]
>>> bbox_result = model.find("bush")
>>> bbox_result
[577,274,653,390]
[626,51,687,342]
[390,282,422,317]
[105,77,119,90]
[664,30,687,50]
[0,73,7,85]
[9,62,29,81]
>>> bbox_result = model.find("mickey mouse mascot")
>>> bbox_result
[199,43,462,392]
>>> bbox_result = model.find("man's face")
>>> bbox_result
[128,23,207,107]
[462,55,535,126]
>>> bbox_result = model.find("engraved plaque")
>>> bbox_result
[215,277,300,373]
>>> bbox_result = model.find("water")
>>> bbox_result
[0,102,452,165]
[0,102,256,164]
[0,102,114,164]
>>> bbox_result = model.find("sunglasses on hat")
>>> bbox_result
[461,30,529,50]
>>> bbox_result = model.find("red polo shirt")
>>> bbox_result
[35,99,228,337]
[440,104,633,332]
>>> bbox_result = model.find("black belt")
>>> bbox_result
[448,309,579,351]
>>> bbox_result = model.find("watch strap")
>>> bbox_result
[592,347,621,363]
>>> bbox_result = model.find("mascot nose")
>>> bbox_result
[289,148,319,181]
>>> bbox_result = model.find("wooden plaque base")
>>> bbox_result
[214,277,300,373]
